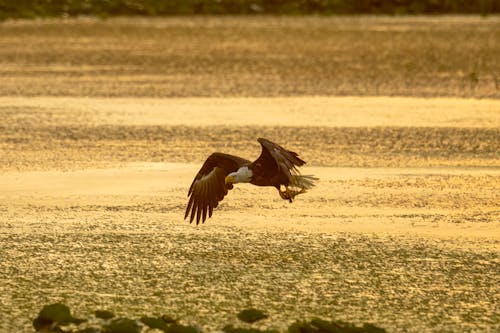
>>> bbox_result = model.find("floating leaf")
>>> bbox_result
[95,310,115,320]
[161,314,177,324]
[104,318,140,333]
[223,325,267,333]
[310,318,342,333]
[166,323,200,333]
[33,303,85,330]
[141,316,169,331]
[361,323,386,333]
[292,318,388,333]
[76,328,101,333]
[237,309,268,323]
[288,321,316,333]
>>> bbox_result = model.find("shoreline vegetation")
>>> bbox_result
[1,0,499,20]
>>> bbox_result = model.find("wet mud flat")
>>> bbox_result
[1,97,499,332]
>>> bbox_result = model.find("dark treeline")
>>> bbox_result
[1,0,500,19]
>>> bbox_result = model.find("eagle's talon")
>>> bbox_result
[279,187,306,202]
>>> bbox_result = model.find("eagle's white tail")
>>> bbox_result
[291,174,318,190]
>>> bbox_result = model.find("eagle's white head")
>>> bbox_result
[225,166,253,184]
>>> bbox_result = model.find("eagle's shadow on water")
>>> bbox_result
[32,303,386,333]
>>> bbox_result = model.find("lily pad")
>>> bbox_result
[33,303,85,331]
[141,316,170,331]
[310,318,342,333]
[237,309,268,323]
[161,314,177,324]
[288,321,316,333]
[95,310,115,320]
[104,318,140,333]
[76,328,101,333]
[223,325,273,333]
[222,325,260,333]
[165,323,200,333]
[289,319,387,333]
[361,323,386,333]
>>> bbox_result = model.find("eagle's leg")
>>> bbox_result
[279,186,307,203]
[279,187,293,203]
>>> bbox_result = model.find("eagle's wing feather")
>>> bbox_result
[185,153,250,224]
[254,137,306,181]
[253,138,318,191]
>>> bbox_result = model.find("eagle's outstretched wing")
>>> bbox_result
[251,138,316,191]
[254,137,305,177]
[185,153,250,224]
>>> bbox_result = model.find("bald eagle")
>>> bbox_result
[185,138,317,224]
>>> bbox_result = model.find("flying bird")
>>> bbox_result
[185,138,317,224]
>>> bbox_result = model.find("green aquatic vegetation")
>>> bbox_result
[32,303,386,333]
[1,0,498,19]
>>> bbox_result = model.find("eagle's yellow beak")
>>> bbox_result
[225,175,235,184]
